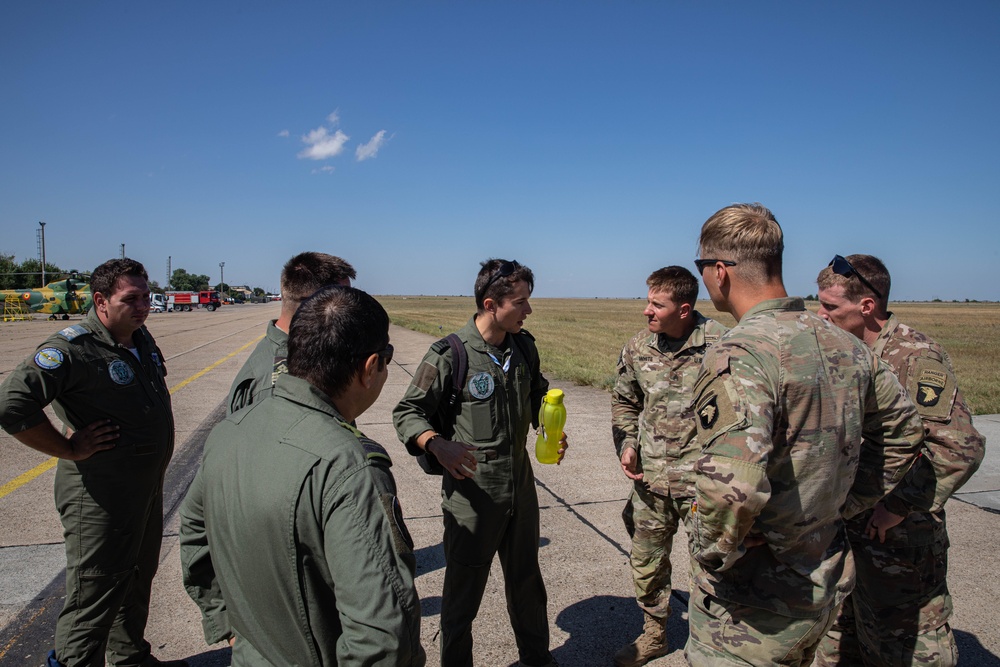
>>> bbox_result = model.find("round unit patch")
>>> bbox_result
[468,372,495,400]
[108,359,135,385]
[34,348,65,370]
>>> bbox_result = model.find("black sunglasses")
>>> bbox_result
[478,260,520,300]
[362,343,394,366]
[694,258,737,272]
[829,255,882,300]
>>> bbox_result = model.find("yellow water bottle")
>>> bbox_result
[535,389,566,464]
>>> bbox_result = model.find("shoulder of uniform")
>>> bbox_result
[55,325,89,342]
[358,435,393,466]
[430,338,451,354]
[518,328,536,342]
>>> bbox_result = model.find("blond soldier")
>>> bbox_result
[611,266,728,666]
[685,204,926,666]
[814,254,985,666]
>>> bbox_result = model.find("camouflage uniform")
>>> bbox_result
[611,313,728,619]
[814,314,985,667]
[684,298,925,667]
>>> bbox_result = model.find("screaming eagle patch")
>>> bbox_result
[908,357,954,421]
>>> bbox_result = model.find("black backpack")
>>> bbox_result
[417,334,467,475]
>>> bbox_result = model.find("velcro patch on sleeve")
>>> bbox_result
[413,360,440,392]
[908,357,956,422]
[380,493,414,554]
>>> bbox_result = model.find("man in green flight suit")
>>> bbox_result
[0,258,184,667]
[611,266,728,667]
[228,251,355,413]
[180,285,425,666]
[685,204,926,666]
[814,254,985,666]
[393,259,566,667]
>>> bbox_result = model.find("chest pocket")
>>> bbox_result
[464,368,499,442]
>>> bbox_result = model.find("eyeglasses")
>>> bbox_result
[477,260,521,300]
[829,255,882,300]
[694,259,737,272]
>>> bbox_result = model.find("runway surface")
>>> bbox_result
[1,302,998,666]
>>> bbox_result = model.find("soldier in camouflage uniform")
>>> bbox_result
[611,266,728,667]
[813,254,985,667]
[228,252,354,414]
[685,204,926,667]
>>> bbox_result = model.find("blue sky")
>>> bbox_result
[2,2,997,301]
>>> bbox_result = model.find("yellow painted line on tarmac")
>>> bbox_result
[0,334,264,500]
[0,458,57,499]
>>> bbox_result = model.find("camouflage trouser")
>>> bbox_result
[685,587,836,666]
[621,483,693,620]
[813,509,956,667]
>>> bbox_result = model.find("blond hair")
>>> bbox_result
[698,203,783,284]
[816,253,890,313]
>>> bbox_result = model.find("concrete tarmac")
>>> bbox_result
[1,302,998,666]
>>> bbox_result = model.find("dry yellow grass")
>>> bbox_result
[378,296,1000,415]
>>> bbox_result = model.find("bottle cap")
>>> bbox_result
[544,389,564,404]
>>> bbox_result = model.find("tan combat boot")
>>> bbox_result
[613,610,669,667]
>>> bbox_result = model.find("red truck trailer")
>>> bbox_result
[165,290,222,312]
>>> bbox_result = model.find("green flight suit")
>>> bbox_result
[228,320,287,414]
[393,316,552,667]
[0,310,174,667]
[180,373,425,667]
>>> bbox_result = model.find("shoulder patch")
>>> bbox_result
[691,357,745,448]
[379,493,414,554]
[34,348,65,370]
[431,338,451,354]
[908,356,956,422]
[271,355,288,386]
[57,325,88,342]
[360,436,392,465]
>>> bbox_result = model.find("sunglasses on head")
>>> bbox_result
[829,255,882,300]
[478,260,521,301]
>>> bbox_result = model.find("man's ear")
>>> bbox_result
[678,302,692,319]
[859,296,877,317]
[93,292,108,312]
[482,296,497,314]
[359,353,380,389]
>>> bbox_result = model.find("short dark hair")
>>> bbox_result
[816,253,891,313]
[287,285,389,398]
[474,258,534,312]
[646,266,699,307]
[280,252,357,305]
[90,258,148,297]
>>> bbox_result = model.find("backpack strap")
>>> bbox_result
[444,333,467,411]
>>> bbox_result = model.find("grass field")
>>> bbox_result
[378,296,1000,415]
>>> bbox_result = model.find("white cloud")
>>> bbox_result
[278,129,289,137]
[327,110,340,125]
[311,165,336,174]
[356,130,388,161]
[298,127,350,160]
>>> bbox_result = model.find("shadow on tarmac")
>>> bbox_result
[956,630,1000,665]
[181,646,231,666]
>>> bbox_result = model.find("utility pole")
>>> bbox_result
[219,262,225,296]
[37,221,46,287]
[120,244,125,259]
[166,256,172,290]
